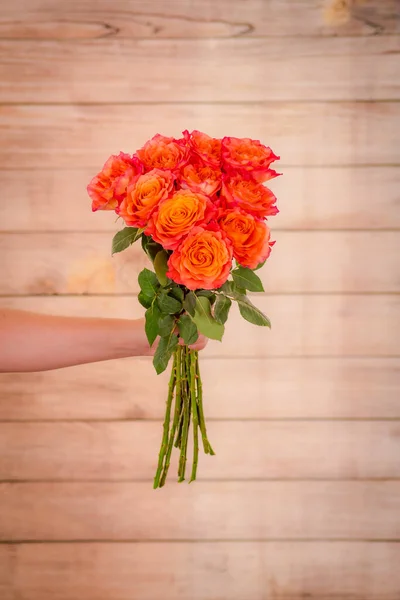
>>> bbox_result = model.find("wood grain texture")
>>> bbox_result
[1,36,399,102]
[1,102,399,169]
[1,357,399,420]
[1,231,398,294]
[0,481,399,541]
[1,542,400,600]
[1,421,399,481]
[1,167,400,232]
[1,0,399,38]
[1,294,398,357]
[0,546,13,600]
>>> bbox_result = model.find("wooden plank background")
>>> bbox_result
[1,103,399,168]
[1,482,399,540]
[0,0,399,599]
[1,0,399,38]
[1,37,399,102]
[1,543,400,600]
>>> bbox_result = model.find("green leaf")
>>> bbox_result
[141,234,162,262]
[219,280,234,294]
[169,285,184,303]
[158,315,175,337]
[233,283,246,296]
[141,234,149,252]
[222,276,255,297]
[219,280,242,299]
[192,296,224,341]
[183,291,196,316]
[232,266,264,292]
[154,250,170,286]
[214,294,232,325]
[138,291,152,309]
[138,268,159,298]
[197,290,216,305]
[197,290,214,299]
[178,314,199,346]
[153,332,179,375]
[145,303,162,347]
[236,295,271,328]
[157,290,182,315]
[112,227,143,255]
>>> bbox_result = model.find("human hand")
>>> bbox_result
[179,333,208,352]
[140,318,208,356]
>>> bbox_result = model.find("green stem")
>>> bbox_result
[189,349,199,483]
[185,346,192,437]
[196,354,215,456]
[174,408,184,448]
[178,346,191,482]
[174,351,186,449]
[153,351,176,488]
[159,345,182,487]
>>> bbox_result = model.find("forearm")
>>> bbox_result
[0,309,151,373]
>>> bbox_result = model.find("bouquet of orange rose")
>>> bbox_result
[87,131,279,487]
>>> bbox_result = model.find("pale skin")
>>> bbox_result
[0,309,207,373]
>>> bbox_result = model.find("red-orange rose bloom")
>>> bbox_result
[167,226,233,290]
[221,174,278,219]
[118,169,175,228]
[180,161,222,197]
[146,189,214,250]
[137,134,187,172]
[87,152,141,211]
[218,208,273,269]
[222,136,279,183]
[183,130,222,167]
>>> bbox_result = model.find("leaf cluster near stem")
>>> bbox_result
[137,267,183,373]
[216,278,271,328]
[112,227,271,373]
[111,226,144,255]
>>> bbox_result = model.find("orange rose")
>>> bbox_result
[146,189,214,250]
[180,161,222,197]
[221,174,278,219]
[218,208,273,269]
[222,137,279,183]
[137,134,187,171]
[183,130,222,167]
[167,225,233,290]
[87,152,141,212]
[118,169,175,228]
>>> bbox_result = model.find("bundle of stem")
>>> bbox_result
[153,345,215,488]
